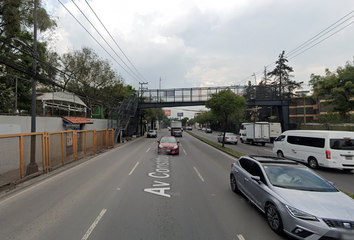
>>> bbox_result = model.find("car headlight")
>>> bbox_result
[173,145,178,149]
[159,144,163,148]
[285,205,319,221]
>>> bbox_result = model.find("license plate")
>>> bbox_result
[166,149,171,152]
[345,157,353,160]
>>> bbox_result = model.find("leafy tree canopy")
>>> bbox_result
[205,90,247,146]
[309,59,354,119]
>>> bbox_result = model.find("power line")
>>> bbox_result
[238,9,354,85]
[84,0,148,83]
[57,0,141,84]
[70,0,143,83]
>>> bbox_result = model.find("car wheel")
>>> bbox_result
[230,174,239,193]
[308,157,319,169]
[235,142,237,145]
[240,139,244,143]
[277,151,284,158]
[250,139,254,145]
[265,204,283,234]
[261,142,266,146]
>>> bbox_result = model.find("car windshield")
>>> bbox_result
[160,137,177,143]
[263,164,338,192]
[330,138,354,150]
[148,130,155,133]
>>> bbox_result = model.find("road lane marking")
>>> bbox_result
[81,209,107,240]
[129,162,140,175]
[152,142,155,145]
[180,143,183,147]
[146,148,150,152]
[237,234,245,240]
[193,167,205,182]
[183,150,187,155]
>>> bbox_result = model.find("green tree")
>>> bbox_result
[309,59,354,121]
[181,117,189,126]
[267,51,302,98]
[205,90,247,147]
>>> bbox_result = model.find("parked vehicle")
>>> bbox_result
[217,132,238,144]
[147,130,157,138]
[230,155,354,240]
[205,128,212,133]
[269,122,282,142]
[239,122,270,145]
[171,121,182,137]
[273,130,354,171]
[157,136,179,155]
[198,127,202,130]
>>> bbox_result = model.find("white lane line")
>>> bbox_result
[129,162,140,176]
[183,149,187,155]
[193,167,205,182]
[152,142,155,145]
[146,148,150,153]
[81,209,107,240]
[179,143,183,147]
[237,234,245,240]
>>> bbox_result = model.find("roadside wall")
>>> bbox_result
[0,116,109,134]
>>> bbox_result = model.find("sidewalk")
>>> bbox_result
[0,135,144,197]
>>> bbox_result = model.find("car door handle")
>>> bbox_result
[244,178,249,182]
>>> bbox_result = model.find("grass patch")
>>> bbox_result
[185,131,245,158]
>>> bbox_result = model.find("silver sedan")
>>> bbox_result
[230,155,354,240]
[217,132,238,144]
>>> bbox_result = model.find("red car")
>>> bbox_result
[157,136,180,155]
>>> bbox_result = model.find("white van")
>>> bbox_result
[273,130,354,171]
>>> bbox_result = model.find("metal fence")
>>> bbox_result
[0,129,114,187]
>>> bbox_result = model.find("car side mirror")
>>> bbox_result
[251,176,261,183]
[177,140,180,143]
[157,140,160,143]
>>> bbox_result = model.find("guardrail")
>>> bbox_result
[0,129,114,187]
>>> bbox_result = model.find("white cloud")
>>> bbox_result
[45,0,354,95]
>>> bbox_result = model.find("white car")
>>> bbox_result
[218,132,238,144]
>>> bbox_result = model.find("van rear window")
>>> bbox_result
[287,136,325,148]
[330,139,354,150]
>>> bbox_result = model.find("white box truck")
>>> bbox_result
[269,122,282,142]
[239,122,270,146]
[171,121,182,137]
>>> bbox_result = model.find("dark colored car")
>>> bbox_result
[230,155,354,240]
[147,130,157,138]
[205,128,212,133]
[157,136,179,155]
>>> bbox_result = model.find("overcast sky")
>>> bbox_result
[45,0,354,118]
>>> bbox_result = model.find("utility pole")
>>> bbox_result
[27,0,38,175]
[139,82,148,135]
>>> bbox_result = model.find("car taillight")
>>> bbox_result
[226,137,229,139]
[326,150,331,159]
[231,163,234,168]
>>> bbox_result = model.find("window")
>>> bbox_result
[287,136,325,148]
[249,164,266,184]
[330,139,354,150]
[239,158,253,172]
[275,135,285,141]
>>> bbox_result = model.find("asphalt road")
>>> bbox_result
[190,128,354,194]
[0,129,292,240]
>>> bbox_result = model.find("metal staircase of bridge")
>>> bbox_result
[108,93,139,142]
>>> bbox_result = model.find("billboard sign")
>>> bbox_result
[164,110,171,116]
[177,112,183,117]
